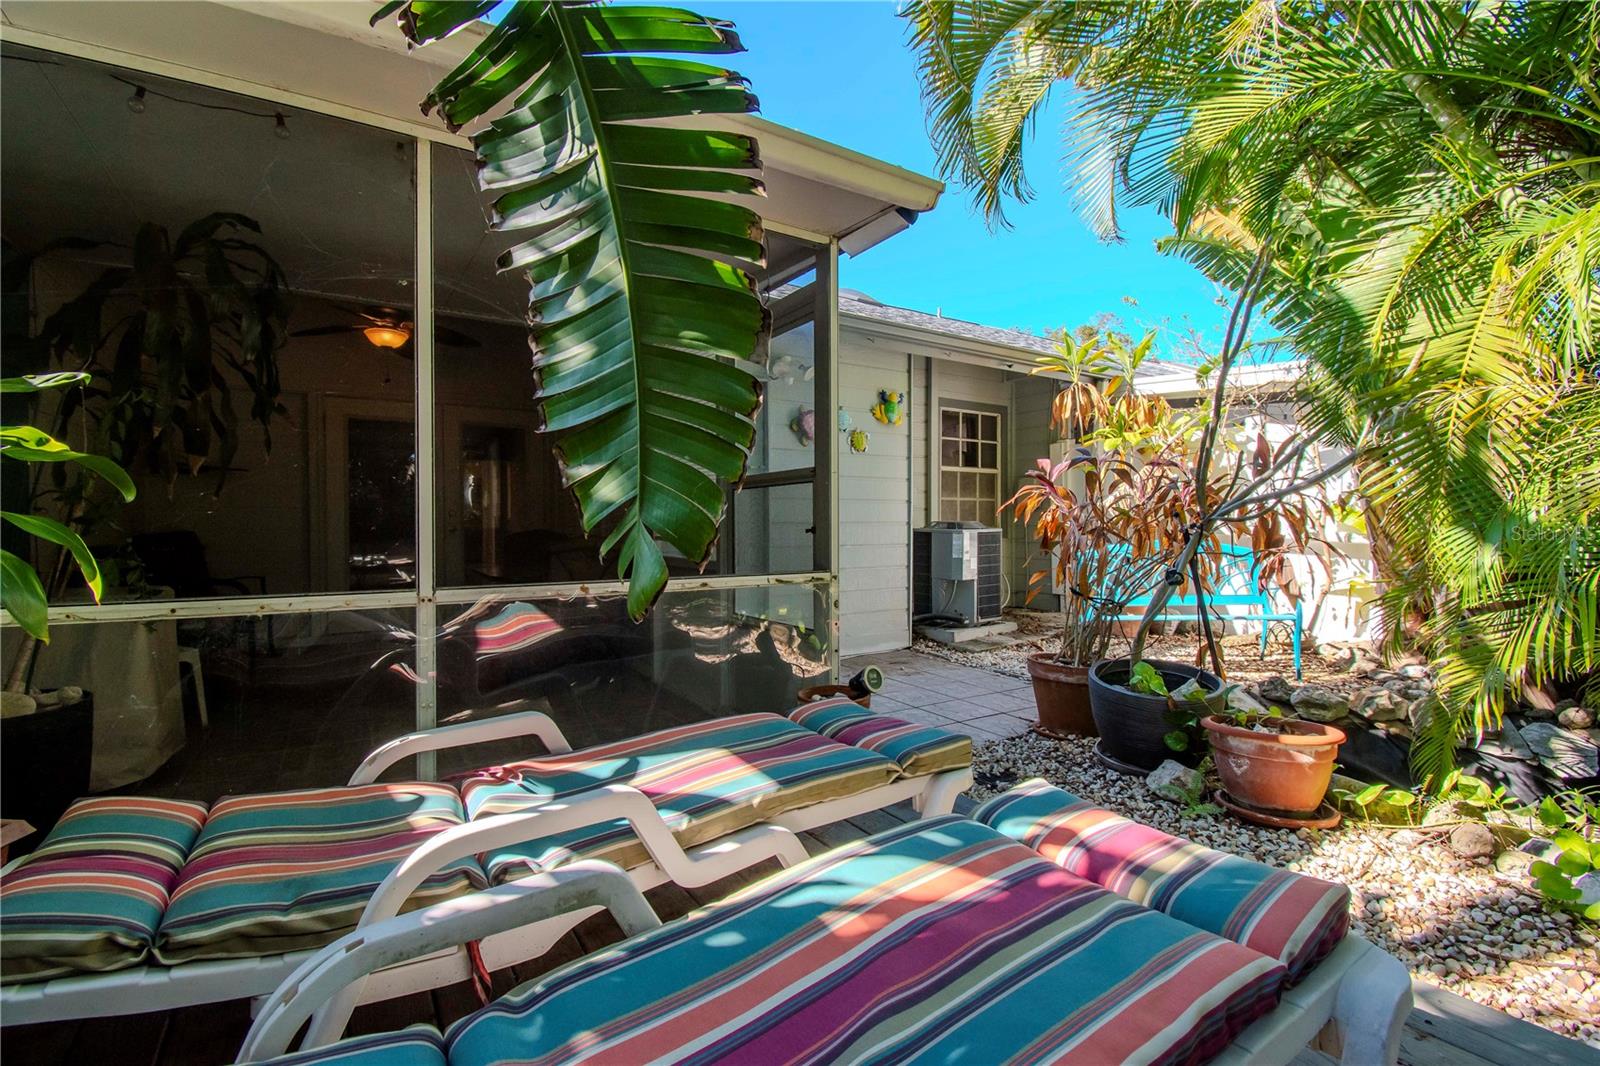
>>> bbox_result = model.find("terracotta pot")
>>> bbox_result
[1203,715,1345,816]
[796,683,870,709]
[1087,659,1224,773]
[1025,654,1096,737]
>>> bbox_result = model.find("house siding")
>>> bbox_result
[837,336,914,655]
[833,327,1059,656]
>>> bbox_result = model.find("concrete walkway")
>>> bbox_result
[842,648,1035,742]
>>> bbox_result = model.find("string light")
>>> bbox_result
[110,74,290,139]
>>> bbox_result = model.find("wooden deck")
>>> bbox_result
[3,800,1595,1066]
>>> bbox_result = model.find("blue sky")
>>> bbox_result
[714,1,1229,356]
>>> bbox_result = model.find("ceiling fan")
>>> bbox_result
[290,304,481,357]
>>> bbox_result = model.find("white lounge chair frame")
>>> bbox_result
[238,842,1413,1066]
[0,707,972,1027]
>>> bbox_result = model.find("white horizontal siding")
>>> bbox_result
[836,332,913,655]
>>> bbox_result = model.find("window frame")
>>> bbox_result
[936,404,1003,524]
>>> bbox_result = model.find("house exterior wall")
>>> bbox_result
[833,331,1059,656]
[837,335,915,655]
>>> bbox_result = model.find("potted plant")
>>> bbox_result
[1,372,135,833]
[1086,247,1363,781]
[1201,712,1345,821]
[1004,329,1175,737]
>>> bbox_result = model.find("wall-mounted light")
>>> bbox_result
[126,86,147,114]
[363,324,411,349]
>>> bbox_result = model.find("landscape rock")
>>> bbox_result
[1522,703,1557,720]
[1494,850,1537,876]
[1290,684,1349,723]
[1575,872,1600,909]
[1226,687,1270,717]
[1520,837,1561,861]
[1558,706,1595,730]
[1146,760,1205,804]
[1479,720,1535,761]
[1256,675,1296,705]
[1519,722,1600,779]
[1399,664,1431,680]
[1351,686,1408,723]
[1448,822,1496,858]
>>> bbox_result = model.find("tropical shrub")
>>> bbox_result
[906,0,1600,776]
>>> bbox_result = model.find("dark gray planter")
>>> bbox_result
[1087,659,1223,774]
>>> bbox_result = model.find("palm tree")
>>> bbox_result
[905,0,1600,777]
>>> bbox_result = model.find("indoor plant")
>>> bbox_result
[1,371,135,832]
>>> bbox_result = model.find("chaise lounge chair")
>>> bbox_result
[237,778,1410,1066]
[0,696,972,1026]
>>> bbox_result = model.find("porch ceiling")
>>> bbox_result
[0,0,942,256]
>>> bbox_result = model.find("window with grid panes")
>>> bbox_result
[938,407,1001,523]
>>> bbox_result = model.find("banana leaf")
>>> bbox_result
[376,1,768,619]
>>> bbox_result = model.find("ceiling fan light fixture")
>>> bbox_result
[363,324,411,349]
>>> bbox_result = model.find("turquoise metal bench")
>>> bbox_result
[1118,543,1304,679]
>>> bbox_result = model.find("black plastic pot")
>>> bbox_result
[1,690,94,847]
[1087,659,1223,774]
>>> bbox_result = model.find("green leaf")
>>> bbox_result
[0,548,49,641]
[1129,660,1169,695]
[0,512,102,601]
[1163,730,1189,752]
[1380,791,1418,807]
[386,0,765,620]
[1552,829,1592,865]
[1533,870,1582,902]
[1354,783,1388,806]
[0,372,91,394]
[1539,796,1568,829]
[1,425,137,501]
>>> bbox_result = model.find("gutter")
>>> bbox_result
[840,313,1062,377]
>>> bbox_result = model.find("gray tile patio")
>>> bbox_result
[843,648,1036,742]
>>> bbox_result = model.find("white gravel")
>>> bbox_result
[971,731,1600,1048]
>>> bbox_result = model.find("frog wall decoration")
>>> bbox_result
[870,389,905,426]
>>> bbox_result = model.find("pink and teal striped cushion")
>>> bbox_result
[974,778,1350,982]
[263,1024,448,1066]
[788,696,973,777]
[154,783,487,964]
[0,796,208,982]
[459,713,901,882]
[445,814,1285,1065]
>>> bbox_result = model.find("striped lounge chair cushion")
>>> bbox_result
[788,696,973,777]
[459,713,902,883]
[444,815,1286,1066]
[154,783,487,964]
[263,1024,448,1066]
[0,797,208,982]
[974,779,1350,982]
